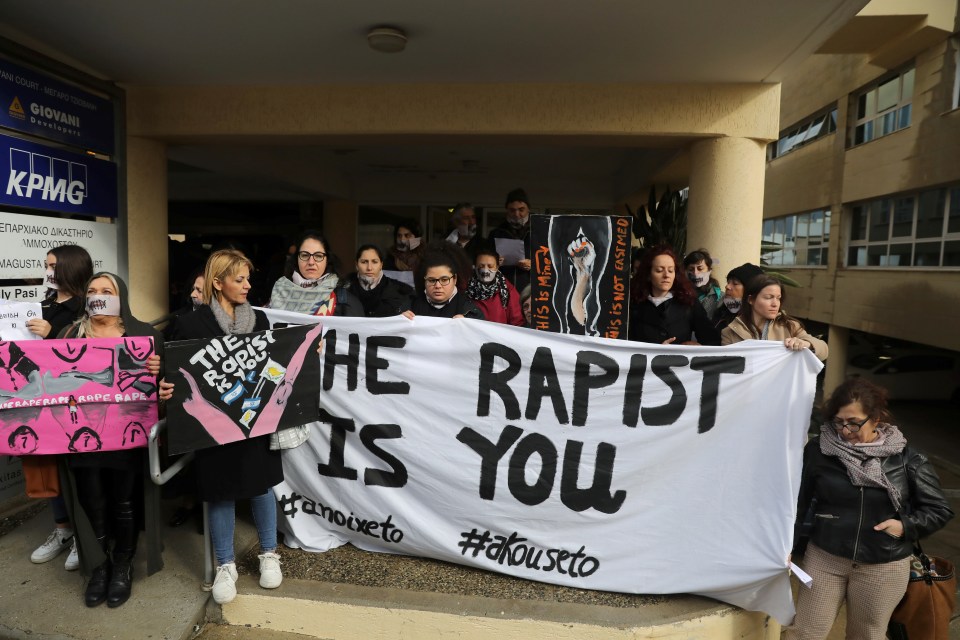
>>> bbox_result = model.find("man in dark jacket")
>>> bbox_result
[488,188,532,292]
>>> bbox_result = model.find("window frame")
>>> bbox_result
[768,106,838,161]
[761,209,831,268]
[845,185,960,269]
[849,65,916,148]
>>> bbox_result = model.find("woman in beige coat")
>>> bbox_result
[721,274,828,361]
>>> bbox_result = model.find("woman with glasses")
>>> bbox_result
[786,378,953,639]
[721,274,828,361]
[267,230,362,317]
[340,244,414,317]
[403,244,483,320]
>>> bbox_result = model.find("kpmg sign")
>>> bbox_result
[0,58,114,155]
[1,133,117,218]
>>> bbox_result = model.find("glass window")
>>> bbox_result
[916,189,946,238]
[806,248,822,266]
[867,245,887,266]
[851,67,914,148]
[823,209,832,240]
[808,210,824,237]
[770,106,838,159]
[868,200,890,241]
[877,77,899,112]
[949,188,960,234]
[848,245,866,266]
[944,240,960,266]
[913,242,941,266]
[891,197,914,237]
[888,243,912,266]
[851,205,867,241]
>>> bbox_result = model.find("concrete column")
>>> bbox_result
[822,325,849,400]
[324,199,358,273]
[126,136,168,322]
[686,137,767,275]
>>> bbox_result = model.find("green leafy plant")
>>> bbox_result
[625,186,687,255]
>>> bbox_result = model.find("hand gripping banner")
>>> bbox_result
[0,336,158,455]
[165,323,323,454]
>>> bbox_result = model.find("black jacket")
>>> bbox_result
[795,437,954,564]
[629,297,721,345]
[410,292,483,319]
[488,222,531,292]
[41,295,83,340]
[340,273,414,317]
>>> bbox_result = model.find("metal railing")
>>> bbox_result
[147,419,215,589]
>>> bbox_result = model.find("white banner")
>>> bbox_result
[271,314,822,624]
[0,210,117,285]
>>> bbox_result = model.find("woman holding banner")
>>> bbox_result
[720,275,828,361]
[629,245,720,345]
[25,244,93,572]
[164,249,284,605]
[267,230,362,317]
[786,378,953,639]
[403,244,483,320]
[59,271,163,608]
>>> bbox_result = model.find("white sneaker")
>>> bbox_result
[211,562,238,604]
[64,539,79,571]
[258,552,282,589]
[31,528,74,564]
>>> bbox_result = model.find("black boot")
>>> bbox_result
[84,537,110,607]
[107,550,133,608]
[107,499,137,608]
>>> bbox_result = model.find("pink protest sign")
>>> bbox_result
[0,336,158,455]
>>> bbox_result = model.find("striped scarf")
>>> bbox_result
[818,422,907,511]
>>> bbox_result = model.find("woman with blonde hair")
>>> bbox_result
[721,274,828,361]
[162,249,283,604]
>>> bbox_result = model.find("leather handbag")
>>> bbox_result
[887,545,956,640]
[21,455,60,498]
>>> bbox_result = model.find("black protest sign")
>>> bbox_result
[530,214,631,339]
[166,323,323,453]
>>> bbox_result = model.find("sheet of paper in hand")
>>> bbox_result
[165,323,323,454]
[0,336,158,455]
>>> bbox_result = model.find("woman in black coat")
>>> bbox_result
[339,244,413,317]
[403,244,483,320]
[161,249,284,605]
[629,245,720,345]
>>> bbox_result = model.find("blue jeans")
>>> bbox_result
[207,490,277,565]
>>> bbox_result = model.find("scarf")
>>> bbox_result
[210,298,257,335]
[467,271,510,308]
[818,422,907,511]
[269,274,339,315]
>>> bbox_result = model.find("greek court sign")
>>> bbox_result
[272,314,822,624]
[0,210,117,302]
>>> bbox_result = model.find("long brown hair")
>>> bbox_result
[737,275,803,338]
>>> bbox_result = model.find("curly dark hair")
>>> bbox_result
[631,245,695,305]
[824,378,893,424]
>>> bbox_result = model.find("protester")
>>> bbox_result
[162,249,283,605]
[721,274,828,361]
[445,203,479,253]
[384,218,425,273]
[519,284,533,327]
[267,230,361,317]
[59,271,163,608]
[713,262,763,331]
[163,269,204,341]
[340,244,414,317]
[786,378,953,639]
[683,248,723,320]
[403,244,483,320]
[629,245,720,345]
[24,244,93,572]
[466,245,524,326]
[488,188,532,292]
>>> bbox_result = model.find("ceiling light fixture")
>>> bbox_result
[367,26,407,54]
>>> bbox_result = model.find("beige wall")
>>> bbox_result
[763,28,960,354]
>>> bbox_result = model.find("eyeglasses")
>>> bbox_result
[425,275,455,287]
[298,251,327,263]
[831,416,870,432]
